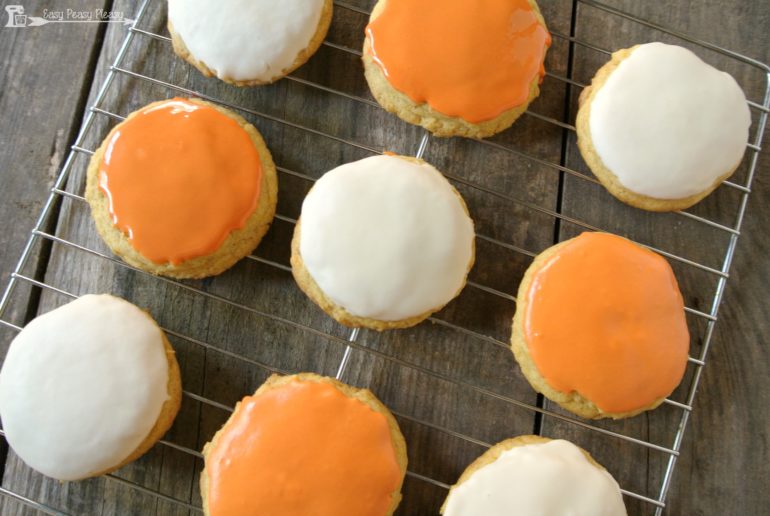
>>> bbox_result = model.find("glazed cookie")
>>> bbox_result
[291,154,475,330]
[576,42,751,211]
[0,294,181,481]
[200,373,407,516]
[86,97,278,279]
[442,435,627,515]
[167,0,333,86]
[511,232,690,419]
[363,0,551,138]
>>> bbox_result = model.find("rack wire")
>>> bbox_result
[0,0,767,514]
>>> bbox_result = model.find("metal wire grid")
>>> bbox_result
[0,0,767,514]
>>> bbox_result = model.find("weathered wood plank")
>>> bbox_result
[337,1,574,513]
[592,4,770,515]
[0,1,111,514]
[546,1,770,515]
[0,0,110,337]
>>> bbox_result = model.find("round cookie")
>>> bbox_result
[0,294,181,481]
[441,435,627,515]
[86,97,278,279]
[167,0,333,86]
[363,0,551,138]
[576,42,751,211]
[511,232,690,419]
[290,154,475,330]
[200,373,407,516]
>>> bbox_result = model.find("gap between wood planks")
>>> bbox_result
[533,0,580,439]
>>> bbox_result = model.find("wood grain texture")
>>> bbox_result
[0,0,109,342]
[585,4,770,515]
[545,1,770,515]
[0,1,110,514]
[0,0,767,515]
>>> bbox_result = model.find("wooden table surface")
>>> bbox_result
[0,1,768,515]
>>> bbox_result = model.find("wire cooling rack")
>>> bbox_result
[0,0,767,514]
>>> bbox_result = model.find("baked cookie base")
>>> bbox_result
[168,0,333,87]
[362,0,549,139]
[510,237,669,420]
[200,373,408,516]
[576,45,741,212]
[85,98,278,279]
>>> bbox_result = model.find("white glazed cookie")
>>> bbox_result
[441,436,627,516]
[577,42,751,211]
[167,0,332,86]
[0,294,181,481]
[291,154,475,330]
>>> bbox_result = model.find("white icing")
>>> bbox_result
[589,42,751,199]
[299,155,475,321]
[0,295,170,480]
[443,440,627,516]
[167,0,325,82]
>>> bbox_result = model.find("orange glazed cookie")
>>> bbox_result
[363,0,551,138]
[511,232,690,419]
[85,98,278,279]
[200,373,407,516]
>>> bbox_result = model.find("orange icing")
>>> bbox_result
[366,0,551,124]
[98,98,262,265]
[206,379,402,516]
[524,232,690,413]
